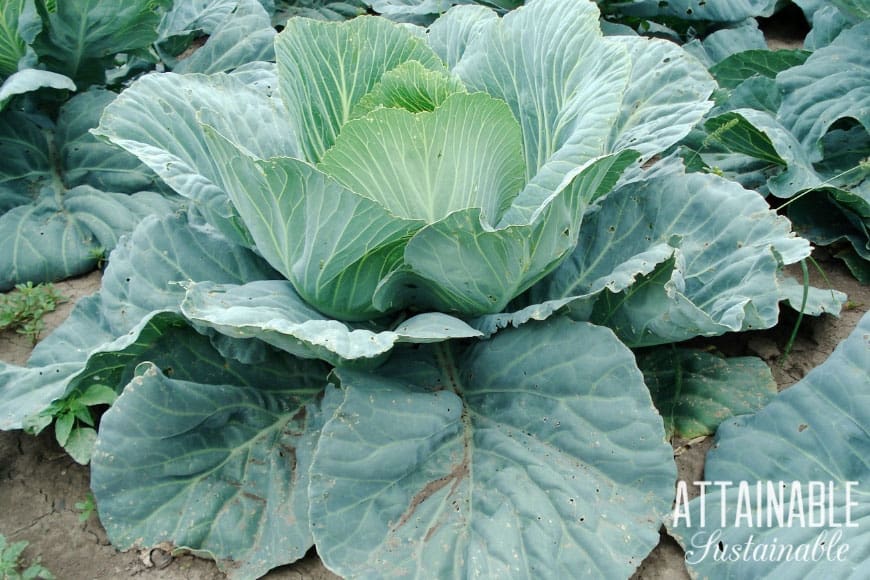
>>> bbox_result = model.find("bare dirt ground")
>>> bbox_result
[1,252,866,580]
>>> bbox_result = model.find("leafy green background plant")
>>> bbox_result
[0,0,280,291]
[0,0,175,290]
[649,1,870,282]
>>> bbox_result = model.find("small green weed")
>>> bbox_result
[26,384,118,465]
[0,283,67,344]
[0,534,53,580]
[75,494,96,523]
[87,247,107,270]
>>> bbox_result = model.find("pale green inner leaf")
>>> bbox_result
[319,92,525,225]
[200,125,420,320]
[350,59,466,118]
[449,0,631,223]
[276,15,444,163]
[0,0,26,78]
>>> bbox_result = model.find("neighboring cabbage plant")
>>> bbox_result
[0,0,177,290]
[0,0,283,291]
[0,0,824,578]
[675,8,870,282]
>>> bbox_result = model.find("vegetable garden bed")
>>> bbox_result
[1,1,867,579]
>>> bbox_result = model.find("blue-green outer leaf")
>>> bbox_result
[425,5,497,70]
[639,348,777,440]
[180,280,482,367]
[0,213,276,429]
[609,0,777,22]
[0,110,49,211]
[710,49,811,90]
[59,89,163,193]
[778,275,847,317]
[91,213,277,334]
[832,0,870,22]
[92,354,330,579]
[531,158,812,346]
[30,0,168,86]
[0,361,80,430]
[0,88,174,289]
[310,317,675,578]
[0,187,177,291]
[172,0,276,74]
[0,69,75,110]
[95,72,297,248]
[670,312,870,579]
[804,5,850,51]
[157,0,237,39]
[777,21,870,161]
[684,19,768,66]
[606,35,715,164]
[369,0,520,20]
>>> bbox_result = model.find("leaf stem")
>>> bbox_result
[780,259,808,365]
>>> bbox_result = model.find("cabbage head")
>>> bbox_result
[95,0,715,322]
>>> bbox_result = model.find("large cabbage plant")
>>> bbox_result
[0,0,823,577]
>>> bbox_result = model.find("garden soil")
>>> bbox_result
[1,254,866,580]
